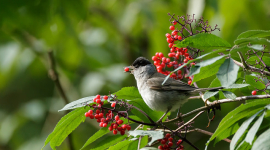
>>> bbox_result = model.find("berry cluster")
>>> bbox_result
[151,20,194,84]
[84,95,131,135]
[157,133,184,150]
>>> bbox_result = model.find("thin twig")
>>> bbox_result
[174,111,204,132]
[47,51,74,150]
[138,136,142,150]
[194,128,231,143]
[233,59,270,76]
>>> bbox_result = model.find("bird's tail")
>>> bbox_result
[191,87,223,93]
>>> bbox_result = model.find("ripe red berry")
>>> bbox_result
[111,102,116,107]
[168,137,173,142]
[109,126,113,131]
[103,123,107,127]
[177,139,182,145]
[94,114,99,119]
[89,114,94,119]
[165,133,171,138]
[167,38,174,43]
[117,120,123,125]
[172,30,178,35]
[169,26,175,30]
[113,124,118,129]
[96,109,100,114]
[117,127,123,131]
[96,95,100,99]
[85,112,90,117]
[101,118,106,122]
[166,33,171,38]
[252,90,257,95]
[103,95,108,100]
[113,130,117,135]
[88,110,93,114]
[121,124,127,130]
[152,56,158,61]
[168,142,173,147]
[96,118,101,122]
[115,115,120,121]
[184,59,188,63]
[96,99,101,104]
[93,98,96,102]
[168,43,173,48]
[126,125,131,131]
[120,130,125,135]
[99,122,104,127]
[158,145,163,150]
[124,67,129,72]
[159,53,164,58]
[161,139,166,144]
[172,20,177,25]
[168,53,175,57]
[178,36,182,40]
[188,80,192,85]
[163,144,168,148]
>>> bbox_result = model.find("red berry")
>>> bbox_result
[159,53,164,58]
[172,30,178,35]
[96,109,100,114]
[88,110,93,114]
[158,145,163,150]
[99,122,104,127]
[122,124,127,130]
[126,125,131,131]
[111,102,116,107]
[117,120,123,125]
[117,127,122,131]
[113,130,117,135]
[167,38,174,43]
[96,95,100,99]
[94,114,99,119]
[169,43,173,48]
[109,126,113,131]
[152,56,158,61]
[103,95,108,100]
[252,90,257,95]
[103,123,107,127]
[177,139,182,145]
[169,26,175,30]
[115,115,119,121]
[184,59,188,63]
[168,53,175,57]
[165,133,171,138]
[101,118,106,122]
[89,114,94,119]
[166,33,171,38]
[120,130,125,135]
[161,139,166,144]
[178,36,182,40]
[93,98,96,102]
[96,118,101,122]
[172,20,177,25]
[188,80,192,85]
[85,112,90,117]
[96,99,101,104]
[168,137,173,142]
[124,67,129,72]
[168,142,173,147]
[113,124,118,129]
[162,57,167,63]
[163,144,168,148]
[184,53,189,57]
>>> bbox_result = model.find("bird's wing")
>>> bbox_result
[147,73,197,91]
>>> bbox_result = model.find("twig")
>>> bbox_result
[194,128,231,143]
[174,111,204,132]
[47,51,74,150]
[233,59,270,76]
[138,136,142,150]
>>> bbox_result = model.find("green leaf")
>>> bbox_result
[162,49,227,85]
[234,37,270,45]
[192,56,226,83]
[208,78,222,88]
[59,96,95,111]
[175,33,231,50]
[91,135,127,150]
[140,147,159,150]
[229,46,251,62]
[222,91,237,100]
[188,55,225,77]
[42,107,87,150]
[230,109,264,150]
[80,127,111,150]
[237,30,270,39]
[247,44,265,51]
[244,111,266,145]
[217,58,239,87]
[108,138,137,150]
[251,128,270,150]
[225,84,249,89]
[213,123,239,146]
[245,75,266,90]
[236,141,252,150]
[206,99,270,146]
[128,130,164,145]
[113,87,142,100]
[203,91,219,100]
[123,136,148,150]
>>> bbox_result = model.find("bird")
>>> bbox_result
[127,57,222,121]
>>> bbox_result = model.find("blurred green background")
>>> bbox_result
[0,0,270,149]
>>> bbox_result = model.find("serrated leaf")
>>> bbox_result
[108,138,138,150]
[42,107,87,150]
[225,84,249,89]
[203,91,219,100]
[128,130,164,145]
[192,57,226,83]
[217,58,239,87]
[222,91,237,100]
[230,109,264,150]
[244,111,266,145]
[175,33,231,50]
[234,37,270,45]
[245,75,266,90]
[206,99,270,146]
[237,30,270,39]
[251,128,270,150]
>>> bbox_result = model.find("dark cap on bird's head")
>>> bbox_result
[132,57,151,68]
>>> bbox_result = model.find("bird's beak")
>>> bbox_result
[124,66,134,74]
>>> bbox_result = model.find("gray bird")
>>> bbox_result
[127,57,222,121]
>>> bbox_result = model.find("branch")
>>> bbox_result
[233,59,270,76]
[174,111,205,132]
